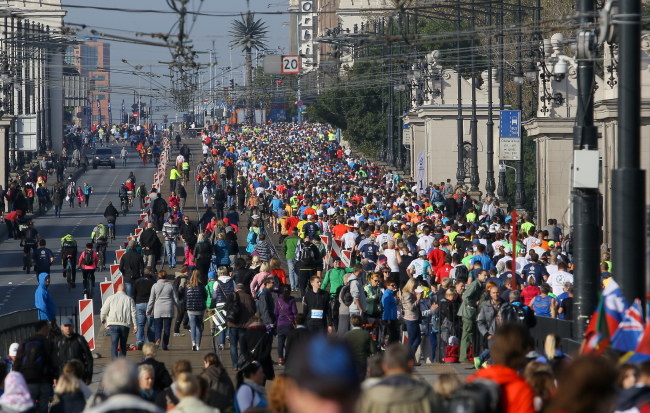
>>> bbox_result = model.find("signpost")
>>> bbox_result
[499,110,522,161]
[281,56,301,74]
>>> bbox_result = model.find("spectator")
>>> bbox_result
[55,317,93,384]
[467,324,535,413]
[133,268,156,350]
[169,373,218,413]
[198,353,234,412]
[185,269,207,351]
[50,373,86,413]
[85,358,160,413]
[100,284,137,359]
[138,364,156,403]
[13,320,59,413]
[119,240,145,297]
[155,360,192,411]
[234,361,267,413]
[458,269,488,362]
[343,314,374,380]
[147,271,177,351]
[358,343,442,412]
[34,273,56,322]
[0,371,35,413]
[275,285,297,366]
[138,343,173,394]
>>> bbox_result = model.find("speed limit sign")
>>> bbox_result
[281,55,301,74]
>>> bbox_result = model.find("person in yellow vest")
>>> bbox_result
[181,160,190,181]
[169,167,182,193]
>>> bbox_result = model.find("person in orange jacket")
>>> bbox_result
[467,323,535,413]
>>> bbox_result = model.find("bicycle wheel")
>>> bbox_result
[66,264,73,291]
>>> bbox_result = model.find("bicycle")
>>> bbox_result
[96,242,107,271]
[64,254,75,291]
[106,221,116,242]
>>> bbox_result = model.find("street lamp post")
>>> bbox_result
[455,0,465,188]
[514,0,525,210]
[469,0,480,195]
[485,0,496,197]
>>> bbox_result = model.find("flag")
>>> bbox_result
[603,278,627,335]
[611,299,644,352]
[581,295,609,355]
[97,100,101,124]
[108,101,112,125]
[622,319,650,363]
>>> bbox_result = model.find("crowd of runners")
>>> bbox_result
[4,122,644,413]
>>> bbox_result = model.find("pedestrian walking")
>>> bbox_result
[100,284,137,359]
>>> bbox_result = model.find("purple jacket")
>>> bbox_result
[274,296,297,328]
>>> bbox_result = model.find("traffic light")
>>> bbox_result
[230,79,235,88]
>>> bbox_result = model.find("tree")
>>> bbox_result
[229,11,268,124]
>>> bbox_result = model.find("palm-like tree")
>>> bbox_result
[230,11,268,124]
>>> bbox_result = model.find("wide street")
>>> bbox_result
[0,146,154,318]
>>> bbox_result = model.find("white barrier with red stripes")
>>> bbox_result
[78,298,95,350]
[100,279,114,304]
[110,264,123,291]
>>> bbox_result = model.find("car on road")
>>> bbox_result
[92,147,116,169]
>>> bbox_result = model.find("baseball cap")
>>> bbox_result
[418,250,427,256]
[8,343,19,358]
[504,247,512,253]
[62,317,75,326]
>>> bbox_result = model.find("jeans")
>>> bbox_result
[82,269,95,296]
[135,303,155,344]
[165,240,177,267]
[277,325,292,359]
[154,317,172,349]
[124,281,133,298]
[174,302,188,333]
[188,313,204,348]
[27,383,52,413]
[404,320,422,354]
[109,325,130,359]
[54,205,61,218]
[229,327,246,368]
[286,258,298,289]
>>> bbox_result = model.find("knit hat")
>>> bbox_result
[208,271,216,280]
[0,372,34,413]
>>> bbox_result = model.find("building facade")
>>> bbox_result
[66,41,111,126]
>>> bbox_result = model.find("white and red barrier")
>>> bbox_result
[100,279,114,303]
[78,298,95,350]
[110,264,123,291]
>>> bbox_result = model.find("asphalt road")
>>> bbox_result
[0,146,154,318]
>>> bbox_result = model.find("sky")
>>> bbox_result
[62,0,290,118]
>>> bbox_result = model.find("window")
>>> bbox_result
[92,75,106,81]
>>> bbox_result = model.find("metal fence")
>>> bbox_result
[530,316,581,355]
[0,309,39,357]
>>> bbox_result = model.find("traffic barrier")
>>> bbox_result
[78,298,95,350]
[134,227,143,236]
[100,279,113,303]
[110,264,123,291]
[115,249,126,262]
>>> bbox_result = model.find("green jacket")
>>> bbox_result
[205,280,216,308]
[458,279,484,319]
[321,267,353,297]
[282,234,301,260]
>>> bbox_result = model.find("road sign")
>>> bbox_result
[281,55,301,74]
[500,137,522,161]
[499,110,521,138]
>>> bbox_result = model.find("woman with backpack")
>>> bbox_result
[274,285,297,366]
[213,233,231,268]
[245,220,261,254]
[249,262,271,298]
[185,269,207,351]
[234,361,268,412]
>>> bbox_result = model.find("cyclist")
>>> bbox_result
[33,239,55,278]
[135,182,147,210]
[125,179,135,207]
[118,183,129,214]
[60,234,78,288]
[20,221,39,273]
[104,201,119,236]
[77,242,98,297]
[91,222,108,271]
[128,171,137,184]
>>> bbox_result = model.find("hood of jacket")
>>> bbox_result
[217,275,233,283]
[37,272,49,288]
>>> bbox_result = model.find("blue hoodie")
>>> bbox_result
[381,288,398,321]
[35,273,56,321]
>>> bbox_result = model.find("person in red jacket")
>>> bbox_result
[78,242,99,297]
[467,323,535,413]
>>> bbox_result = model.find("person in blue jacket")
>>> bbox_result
[381,280,399,345]
[35,272,56,321]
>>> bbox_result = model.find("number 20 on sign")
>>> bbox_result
[281,56,300,74]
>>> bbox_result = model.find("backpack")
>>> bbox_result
[17,338,50,379]
[447,379,501,413]
[83,249,94,266]
[225,291,242,324]
[432,190,444,203]
[454,264,469,283]
[299,242,318,266]
[339,284,354,307]
[498,302,536,328]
